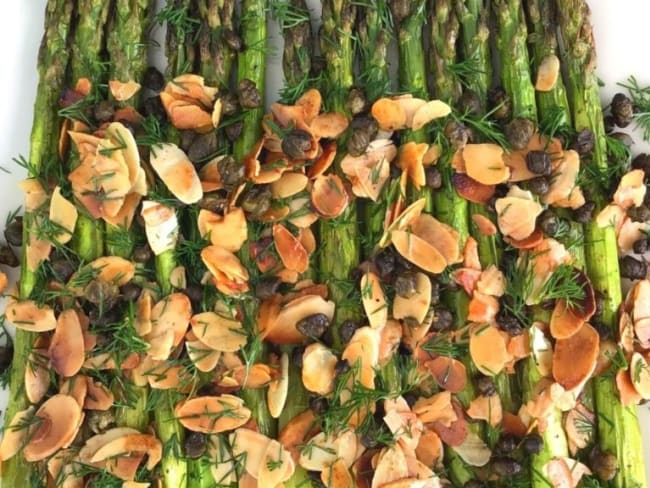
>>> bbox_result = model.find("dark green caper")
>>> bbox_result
[430,281,441,305]
[571,128,595,155]
[425,166,443,190]
[496,434,519,454]
[491,457,523,477]
[0,244,19,267]
[573,201,596,223]
[133,244,153,264]
[589,448,618,481]
[188,131,218,162]
[525,150,552,176]
[430,307,453,332]
[522,433,544,455]
[86,410,116,435]
[309,396,329,415]
[4,216,23,246]
[184,431,207,459]
[527,176,549,196]
[120,283,142,302]
[627,205,650,223]
[143,66,165,92]
[347,87,367,116]
[611,92,634,128]
[217,155,245,190]
[444,120,472,150]
[237,78,262,109]
[505,117,535,150]
[633,238,649,254]
[198,195,228,215]
[50,258,77,282]
[619,255,647,280]
[334,359,351,376]
[496,309,524,336]
[488,87,511,121]
[240,186,272,218]
[538,210,560,236]
[296,313,330,339]
[281,129,313,159]
[347,130,372,157]
[340,319,361,344]
[476,375,496,397]
[84,280,120,306]
[93,100,115,123]
[255,277,281,300]
[220,92,239,116]
[373,247,396,282]
[225,121,243,141]
[143,95,167,123]
[610,131,634,147]
[394,271,418,298]
[603,114,616,133]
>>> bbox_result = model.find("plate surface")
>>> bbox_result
[0,0,648,482]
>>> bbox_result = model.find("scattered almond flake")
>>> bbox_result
[544,457,592,488]
[378,198,426,248]
[391,230,447,274]
[197,207,248,253]
[342,326,380,390]
[552,323,599,391]
[467,292,499,323]
[273,223,309,273]
[411,99,452,130]
[412,391,457,425]
[564,402,595,455]
[310,112,349,139]
[150,143,203,204]
[263,294,335,344]
[630,352,650,400]
[383,397,423,452]
[411,214,462,264]
[371,444,410,488]
[298,430,359,472]
[393,96,427,127]
[361,271,388,329]
[543,150,584,209]
[48,309,85,378]
[531,322,553,377]
[425,356,467,393]
[0,406,35,461]
[495,185,543,241]
[5,299,56,332]
[393,272,431,324]
[109,79,141,102]
[189,311,246,352]
[25,348,50,404]
[463,143,510,185]
[84,376,116,410]
[90,433,162,472]
[469,323,510,376]
[302,343,337,395]
[371,98,407,131]
[311,173,349,218]
[176,395,251,434]
[535,54,561,91]
[452,430,491,467]
[396,142,428,189]
[48,186,77,244]
[613,169,646,209]
[471,213,497,236]
[452,172,496,204]
[140,200,179,255]
[415,428,443,469]
[595,202,626,231]
[476,265,506,297]
[23,394,83,462]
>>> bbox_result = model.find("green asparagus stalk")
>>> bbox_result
[557,2,646,486]
[1,2,74,486]
[522,2,575,483]
[69,0,111,263]
[318,0,361,349]
[234,0,276,439]
[165,0,197,80]
[357,0,391,254]
[430,0,462,105]
[197,0,235,89]
[105,0,155,433]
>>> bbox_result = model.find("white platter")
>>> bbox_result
[0,0,648,482]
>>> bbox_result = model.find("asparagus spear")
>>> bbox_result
[234,0,276,439]
[557,2,646,486]
[69,0,111,263]
[1,2,74,485]
[318,0,360,349]
[197,0,235,89]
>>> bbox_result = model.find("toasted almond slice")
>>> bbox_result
[531,323,553,377]
[150,143,203,204]
[425,356,467,393]
[470,324,510,376]
[229,428,273,478]
[466,394,503,427]
[258,439,295,486]
[452,173,496,205]
[201,245,249,295]
[391,230,447,274]
[371,98,407,131]
[453,430,492,467]
[342,327,380,389]
[20,178,48,211]
[5,300,56,332]
[177,395,251,434]
[311,112,349,139]
[271,172,309,198]
[87,256,136,286]
[49,186,77,244]
[412,100,452,130]
[273,224,309,273]
[49,309,85,377]
[467,292,499,323]
[0,406,35,461]
[150,292,192,351]
[47,448,83,488]
[264,294,335,344]
[398,142,428,189]
[565,403,594,454]
[394,97,427,127]
[60,376,88,408]
[90,433,162,471]
[614,169,646,209]
[299,431,356,472]
[472,213,497,237]
[372,444,410,488]
[321,458,353,488]
[311,173,349,218]
[412,214,462,264]
[79,427,140,466]
[198,208,248,253]
[378,198,426,248]
[295,89,322,123]
[630,352,650,399]
[268,352,289,418]
[278,409,319,465]
[430,399,468,447]
[535,54,560,91]
[190,311,246,352]
[24,394,82,462]
[476,265,506,297]
[543,150,582,208]
[25,348,50,404]
[552,323,599,391]
[361,272,387,329]
[353,158,390,202]
[109,79,141,102]
[616,369,643,407]
[161,94,214,132]
[393,272,431,324]
[504,227,545,250]
[630,279,650,320]
[185,331,222,372]
[140,200,179,255]
[302,343,338,395]
[495,187,543,240]
[549,300,586,340]
[415,428,443,468]
[85,377,115,410]
[463,144,509,185]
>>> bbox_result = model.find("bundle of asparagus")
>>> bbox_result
[0,1,647,487]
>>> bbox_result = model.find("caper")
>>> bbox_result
[373,247,396,283]
[496,309,524,336]
[188,131,218,162]
[632,153,650,176]
[240,186,272,218]
[444,120,472,150]
[603,114,617,133]
[184,284,203,311]
[611,92,634,128]
[84,280,120,306]
[633,238,649,254]
[573,201,596,223]
[347,87,367,115]
[198,195,228,215]
[627,205,650,223]
[522,433,544,455]
[291,346,305,368]
[86,410,115,435]
[143,66,165,92]
[88,307,121,328]
[589,448,618,481]
[143,95,167,123]
[538,210,560,236]
[222,28,243,52]
[430,307,453,332]
[184,431,207,459]
[334,359,351,376]
[525,150,552,176]
[491,457,523,477]
[4,216,23,246]
[571,128,595,155]
[225,120,243,141]
[237,78,262,109]
[120,283,141,302]
[340,319,361,344]
[610,131,634,147]
[220,92,239,116]
[496,434,519,454]
[347,130,372,157]
[93,100,115,123]
[0,244,19,267]
[255,277,281,300]
[430,281,441,305]
[50,258,77,282]
[527,176,549,196]
[425,166,443,190]
[488,87,511,121]
[309,396,329,415]
[281,129,313,159]
[476,375,496,397]
[619,255,647,280]
[505,117,535,150]
[394,271,418,298]
[217,155,245,190]
[296,313,330,339]
[179,130,197,152]
[133,244,153,264]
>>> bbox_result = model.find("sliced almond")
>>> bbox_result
[273,223,309,273]
[197,208,248,253]
[299,430,358,471]
[5,300,56,332]
[495,186,543,240]
[90,433,162,471]
[391,230,447,274]
[321,458,354,488]
[60,375,88,408]
[185,331,222,372]
[176,395,251,434]
[201,245,249,295]
[466,394,503,427]
[429,399,468,447]
[85,377,115,410]
[49,186,78,244]
[425,356,467,394]
[24,394,82,462]
[552,323,599,391]
[302,343,338,395]
[469,324,510,376]
[535,54,560,91]
[372,444,409,488]
[378,198,426,248]
[412,214,462,264]
[268,352,289,418]
[109,80,141,102]
[531,323,553,377]
[463,143,509,185]
[361,272,387,329]
[614,169,646,209]
[393,272,431,324]
[47,448,83,488]
[616,369,643,407]
[49,309,85,377]
[150,143,203,204]
[549,300,586,340]
[311,112,349,139]
[190,311,246,352]
[258,439,295,486]
[394,97,426,127]
[630,352,650,400]
[230,428,272,478]
[278,409,318,464]
[296,89,322,122]
[141,200,179,255]
[411,99,452,129]
[25,348,50,404]
[271,172,309,198]
[472,213,497,236]
[371,98,407,131]
[311,173,349,218]
[342,327,380,389]
[147,293,192,359]
[543,150,583,209]
[87,255,136,286]
[0,406,35,461]
[263,294,335,344]
[453,430,492,467]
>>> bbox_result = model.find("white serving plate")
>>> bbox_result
[0,0,647,482]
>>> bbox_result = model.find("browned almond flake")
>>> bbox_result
[175,395,251,434]
[552,323,599,391]
[48,309,85,377]
[535,54,560,92]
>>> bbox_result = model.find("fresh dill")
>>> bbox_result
[453,107,510,149]
[538,264,586,310]
[269,0,311,29]
[154,3,201,43]
[618,75,650,141]
[503,254,534,327]
[421,331,468,359]
[447,49,484,89]
[538,105,574,144]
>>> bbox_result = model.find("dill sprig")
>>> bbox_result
[503,254,533,327]
[619,75,650,141]
[538,105,575,144]
[421,331,468,359]
[447,49,484,89]
[538,264,586,310]
[453,107,510,149]
[154,3,201,43]
[269,0,310,29]
[137,115,166,147]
